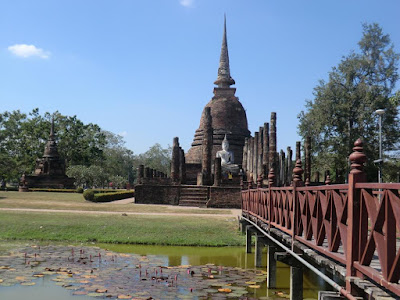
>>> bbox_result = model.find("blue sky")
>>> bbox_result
[1,0,399,155]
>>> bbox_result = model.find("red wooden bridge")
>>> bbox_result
[241,139,400,300]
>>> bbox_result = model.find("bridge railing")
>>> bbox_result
[241,139,400,297]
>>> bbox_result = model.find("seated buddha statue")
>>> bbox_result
[216,135,239,174]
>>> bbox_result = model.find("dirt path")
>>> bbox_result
[0,207,241,218]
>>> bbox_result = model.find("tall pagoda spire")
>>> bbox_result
[43,115,59,158]
[214,15,235,88]
[49,115,55,140]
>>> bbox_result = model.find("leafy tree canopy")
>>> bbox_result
[298,23,400,181]
[0,108,172,186]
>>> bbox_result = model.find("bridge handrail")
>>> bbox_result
[241,139,400,297]
[241,182,400,296]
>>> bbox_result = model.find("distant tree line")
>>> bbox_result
[0,109,171,187]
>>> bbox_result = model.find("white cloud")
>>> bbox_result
[180,0,194,7]
[119,131,128,137]
[8,44,50,59]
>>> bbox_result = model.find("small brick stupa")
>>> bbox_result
[23,118,75,189]
[186,16,250,166]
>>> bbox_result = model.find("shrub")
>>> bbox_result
[83,189,95,201]
[0,186,19,191]
[91,191,134,203]
[76,187,84,193]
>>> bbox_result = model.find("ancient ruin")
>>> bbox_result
[135,17,320,208]
[22,118,74,189]
[185,16,250,171]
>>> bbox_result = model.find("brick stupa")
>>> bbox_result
[186,17,250,165]
[23,118,75,189]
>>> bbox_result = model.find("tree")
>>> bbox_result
[101,131,135,183]
[298,23,400,181]
[133,143,172,177]
[0,109,107,182]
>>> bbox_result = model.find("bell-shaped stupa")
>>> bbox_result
[186,16,250,165]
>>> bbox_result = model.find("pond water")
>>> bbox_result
[0,242,331,299]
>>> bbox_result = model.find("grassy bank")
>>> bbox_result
[0,191,231,215]
[0,211,245,246]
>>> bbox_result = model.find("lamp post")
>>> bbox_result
[375,109,385,183]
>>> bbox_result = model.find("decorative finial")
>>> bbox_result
[214,15,235,88]
[268,168,275,187]
[349,138,367,174]
[292,159,304,186]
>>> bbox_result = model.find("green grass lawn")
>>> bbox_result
[0,191,232,215]
[0,211,244,246]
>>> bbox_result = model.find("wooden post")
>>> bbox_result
[246,226,253,253]
[267,245,277,289]
[255,235,265,267]
[346,138,366,294]
[296,141,301,161]
[268,168,275,233]
[292,159,304,249]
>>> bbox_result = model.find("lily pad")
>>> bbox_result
[87,292,105,297]
[21,282,36,286]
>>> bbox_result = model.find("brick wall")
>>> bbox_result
[208,186,241,208]
[134,184,179,205]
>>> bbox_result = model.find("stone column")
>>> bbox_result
[258,127,263,180]
[248,137,254,180]
[305,136,311,184]
[171,137,180,183]
[280,150,286,187]
[269,113,277,172]
[179,148,186,184]
[263,122,269,178]
[242,138,248,173]
[253,132,259,183]
[295,141,301,161]
[214,157,222,186]
[201,107,213,186]
[286,147,293,186]
[137,165,144,184]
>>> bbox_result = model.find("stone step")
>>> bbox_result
[179,199,208,207]
[180,195,208,200]
[180,191,208,196]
